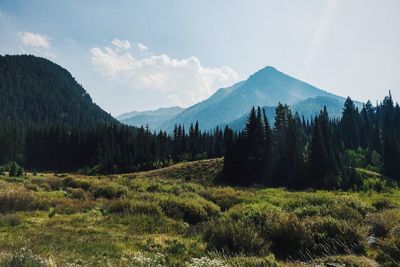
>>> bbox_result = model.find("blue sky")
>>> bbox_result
[0,0,399,115]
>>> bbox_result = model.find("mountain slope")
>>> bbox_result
[158,66,341,131]
[0,55,116,126]
[117,107,184,129]
[291,95,358,119]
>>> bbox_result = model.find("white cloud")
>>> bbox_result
[138,43,148,52]
[111,38,131,50]
[19,31,51,48]
[90,42,238,107]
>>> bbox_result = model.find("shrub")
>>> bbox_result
[69,188,88,199]
[146,183,163,193]
[160,195,220,224]
[227,204,311,259]
[285,194,371,222]
[0,214,22,227]
[62,176,91,191]
[372,199,397,211]
[204,217,269,255]
[103,198,161,216]
[128,252,166,267]
[186,256,228,267]
[368,209,400,238]
[24,183,39,192]
[305,216,367,256]
[54,199,96,214]
[168,183,198,195]
[226,255,279,267]
[376,226,400,266]
[313,255,379,267]
[92,183,126,199]
[0,188,33,213]
[199,187,245,211]
[0,248,52,267]
[46,177,63,191]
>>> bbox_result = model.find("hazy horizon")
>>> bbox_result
[1,0,399,115]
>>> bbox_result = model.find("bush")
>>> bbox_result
[372,199,397,211]
[103,198,161,216]
[0,188,33,213]
[62,176,91,191]
[313,255,379,267]
[92,183,126,199]
[146,183,163,193]
[160,195,220,224]
[46,177,63,191]
[69,188,88,199]
[285,194,371,222]
[227,204,311,259]
[368,209,400,238]
[128,252,166,267]
[331,196,371,222]
[0,214,22,227]
[186,256,227,267]
[168,183,198,195]
[376,226,400,266]
[0,248,51,267]
[54,199,96,214]
[226,255,279,267]
[305,216,367,256]
[204,217,269,255]
[199,187,245,211]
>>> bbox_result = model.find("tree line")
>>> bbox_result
[222,93,400,189]
[0,121,232,174]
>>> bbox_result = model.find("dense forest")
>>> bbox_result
[222,93,400,189]
[0,121,231,173]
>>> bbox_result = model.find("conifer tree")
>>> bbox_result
[341,97,360,149]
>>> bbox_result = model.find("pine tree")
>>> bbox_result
[341,97,360,149]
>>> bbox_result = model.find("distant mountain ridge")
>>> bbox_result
[156,66,346,131]
[118,107,184,129]
[226,96,363,131]
[0,55,116,127]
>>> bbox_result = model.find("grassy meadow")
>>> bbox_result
[0,158,399,266]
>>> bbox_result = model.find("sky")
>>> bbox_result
[0,0,399,115]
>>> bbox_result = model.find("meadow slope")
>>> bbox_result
[0,159,398,266]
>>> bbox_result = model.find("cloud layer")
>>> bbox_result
[19,31,51,48]
[90,40,238,107]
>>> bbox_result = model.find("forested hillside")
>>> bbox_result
[0,55,115,126]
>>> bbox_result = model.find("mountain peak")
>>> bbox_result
[261,66,278,72]
[255,66,280,75]
[247,66,282,81]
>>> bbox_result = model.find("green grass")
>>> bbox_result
[0,158,398,266]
